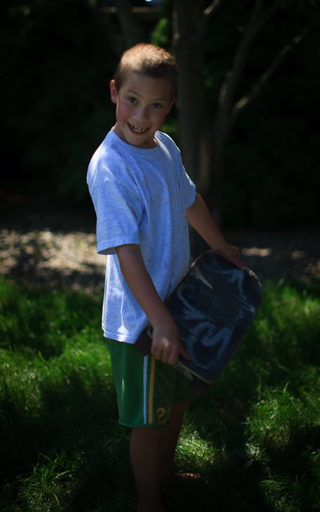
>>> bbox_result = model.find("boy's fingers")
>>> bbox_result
[179,345,191,361]
[167,344,190,366]
[167,351,179,366]
[224,249,246,271]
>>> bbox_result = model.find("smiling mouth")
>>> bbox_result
[128,123,149,134]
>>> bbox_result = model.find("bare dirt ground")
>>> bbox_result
[1,189,319,293]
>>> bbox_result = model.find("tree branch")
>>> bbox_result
[214,0,283,145]
[218,0,281,110]
[229,20,317,128]
[249,0,282,40]
[202,0,227,23]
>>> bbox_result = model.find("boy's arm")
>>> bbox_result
[115,244,190,365]
[186,193,245,270]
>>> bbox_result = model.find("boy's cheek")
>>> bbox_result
[117,103,132,120]
[156,112,168,127]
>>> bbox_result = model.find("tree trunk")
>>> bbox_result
[114,0,142,49]
[172,0,204,185]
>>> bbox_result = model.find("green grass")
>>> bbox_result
[1,277,320,511]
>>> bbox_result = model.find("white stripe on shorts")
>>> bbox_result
[143,355,148,424]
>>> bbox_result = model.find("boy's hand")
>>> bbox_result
[151,321,190,366]
[186,194,246,271]
[217,243,246,271]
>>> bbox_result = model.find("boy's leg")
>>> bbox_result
[107,340,193,509]
[160,398,190,479]
[130,426,167,512]
[130,399,190,512]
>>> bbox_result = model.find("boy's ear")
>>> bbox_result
[169,98,176,112]
[167,98,176,113]
[110,80,118,104]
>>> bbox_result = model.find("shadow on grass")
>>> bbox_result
[169,278,320,511]
[0,278,103,358]
[0,361,132,511]
[1,277,320,511]
[0,280,136,511]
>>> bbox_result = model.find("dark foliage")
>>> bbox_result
[1,0,320,227]
[0,0,118,203]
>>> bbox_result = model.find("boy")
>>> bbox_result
[87,43,244,512]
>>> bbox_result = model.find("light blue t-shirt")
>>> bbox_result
[87,129,196,343]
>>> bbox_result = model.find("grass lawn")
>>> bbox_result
[1,276,320,511]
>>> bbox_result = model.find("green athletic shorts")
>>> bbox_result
[106,338,193,428]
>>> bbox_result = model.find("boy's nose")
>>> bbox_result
[134,105,149,121]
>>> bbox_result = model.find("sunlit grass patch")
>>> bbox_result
[177,425,216,474]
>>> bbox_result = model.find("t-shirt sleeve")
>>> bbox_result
[91,177,143,255]
[159,131,196,209]
[181,168,197,209]
[176,151,197,209]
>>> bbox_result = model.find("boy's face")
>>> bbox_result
[110,72,175,149]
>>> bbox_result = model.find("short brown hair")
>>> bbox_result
[113,43,179,100]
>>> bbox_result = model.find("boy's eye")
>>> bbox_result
[152,103,162,109]
[127,97,137,104]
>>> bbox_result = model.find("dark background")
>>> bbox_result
[1,0,319,229]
